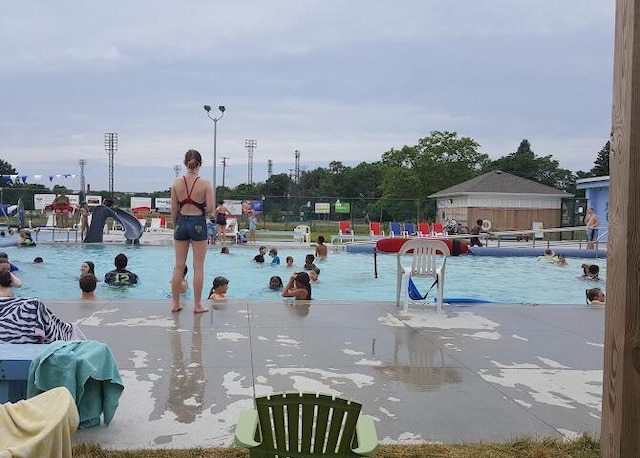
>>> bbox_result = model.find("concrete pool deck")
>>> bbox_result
[39,298,604,449]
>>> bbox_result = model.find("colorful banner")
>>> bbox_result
[242,200,263,215]
[1,174,78,185]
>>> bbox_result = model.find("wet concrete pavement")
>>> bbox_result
[42,298,603,449]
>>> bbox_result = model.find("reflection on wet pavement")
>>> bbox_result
[38,299,604,448]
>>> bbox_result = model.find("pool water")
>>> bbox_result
[5,244,605,304]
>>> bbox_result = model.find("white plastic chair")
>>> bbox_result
[148,217,162,232]
[293,224,311,243]
[225,218,239,243]
[395,239,450,313]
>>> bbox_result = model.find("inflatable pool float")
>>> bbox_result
[0,234,19,247]
[444,297,496,304]
[374,237,469,256]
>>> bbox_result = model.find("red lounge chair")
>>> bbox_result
[339,220,353,235]
[369,221,385,237]
[432,222,444,235]
[418,222,430,237]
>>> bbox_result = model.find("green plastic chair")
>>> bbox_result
[234,392,379,457]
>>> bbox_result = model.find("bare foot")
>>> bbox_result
[171,306,183,313]
[194,307,209,313]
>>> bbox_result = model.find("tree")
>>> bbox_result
[261,173,292,197]
[0,160,18,188]
[589,141,610,177]
[488,139,575,190]
[378,131,489,220]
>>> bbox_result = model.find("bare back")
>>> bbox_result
[171,175,213,217]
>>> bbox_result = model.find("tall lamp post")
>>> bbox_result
[203,104,226,207]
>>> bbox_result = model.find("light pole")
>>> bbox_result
[203,104,226,207]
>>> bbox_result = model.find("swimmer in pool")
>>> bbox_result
[282,271,312,300]
[586,287,605,306]
[269,275,284,291]
[208,276,229,300]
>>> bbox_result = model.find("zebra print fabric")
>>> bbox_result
[0,297,78,344]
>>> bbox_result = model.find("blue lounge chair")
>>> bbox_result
[404,222,417,236]
[389,222,403,238]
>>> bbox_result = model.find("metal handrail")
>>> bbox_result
[486,225,606,251]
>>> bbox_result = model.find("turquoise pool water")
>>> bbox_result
[4,244,606,304]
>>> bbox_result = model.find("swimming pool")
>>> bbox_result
[4,244,605,304]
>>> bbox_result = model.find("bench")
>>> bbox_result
[0,344,51,403]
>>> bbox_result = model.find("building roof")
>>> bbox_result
[429,170,571,198]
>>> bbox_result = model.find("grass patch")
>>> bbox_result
[73,434,600,458]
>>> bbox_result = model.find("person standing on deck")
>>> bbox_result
[171,149,214,314]
[585,207,600,250]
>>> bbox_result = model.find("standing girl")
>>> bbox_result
[171,149,214,314]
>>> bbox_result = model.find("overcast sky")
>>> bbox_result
[0,1,614,193]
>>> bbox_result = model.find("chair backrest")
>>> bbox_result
[397,239,450,277]
[339,221,352,235]
[226,218,238,235]
[418,222,430,235]
[369,221,383,236]
[294,224,311,234]
[404,222,416,235]
[255,392,362,457]
[432,222,444,234]
[389,222,402,236]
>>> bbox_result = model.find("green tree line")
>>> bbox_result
[1,131,609,221]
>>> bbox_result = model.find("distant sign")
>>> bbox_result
[224,200,244,216]
[34,194,80,211]
[335,202,350,214]
[315,203,330,214]
[242,199,263,214]
[86,195,102,206]
[155,198,171,212]
[130,197,152,209]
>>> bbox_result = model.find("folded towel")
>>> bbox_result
[0,386,79,458]
[27,340,124,429]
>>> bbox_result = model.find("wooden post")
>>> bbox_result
[602,1,640,456]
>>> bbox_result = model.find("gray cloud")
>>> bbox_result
[0,1,614,192]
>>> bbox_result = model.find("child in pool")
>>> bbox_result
[208,276,229,300]
[269,275,283,290]
[269,248,281,265]
[315,235,328,259]
[554,254,567,266]
[586,287,605,306]
[282,271,312,300]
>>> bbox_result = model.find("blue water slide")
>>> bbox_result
[83,206,144,243]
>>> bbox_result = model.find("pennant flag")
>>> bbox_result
[21,175,28,183]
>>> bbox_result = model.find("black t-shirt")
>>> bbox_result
[104,269,139,287]
[254,255,265,263]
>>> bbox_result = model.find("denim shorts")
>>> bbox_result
[174,215,208,241]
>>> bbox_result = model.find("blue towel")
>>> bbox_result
[27,340,124,429]
[408,277,438,301]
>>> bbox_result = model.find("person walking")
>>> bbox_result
[171,149,214,314]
